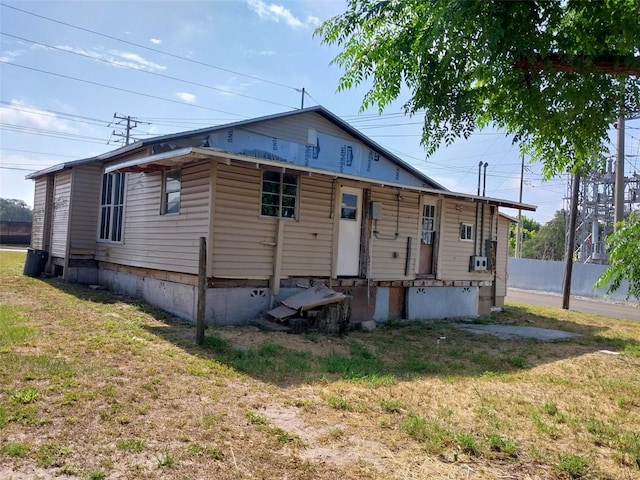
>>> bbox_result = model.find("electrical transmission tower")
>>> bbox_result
[566,115,640,265]
[108,113,151,146]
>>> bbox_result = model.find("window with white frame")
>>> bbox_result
[460,223,473,241]
[421,204,436,244]
[99,172,125,242]
[162,169,181,215]
[261,170,298,218]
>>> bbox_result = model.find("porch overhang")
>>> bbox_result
[105,146,537,212]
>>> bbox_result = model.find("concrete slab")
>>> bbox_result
[453,323,581,341]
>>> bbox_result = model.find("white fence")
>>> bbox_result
[508,257,636,304]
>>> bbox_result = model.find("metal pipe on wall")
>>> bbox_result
[474,161,482,256]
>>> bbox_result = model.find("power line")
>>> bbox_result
[0,148,77,158]
[0,32,298,111]
[0,61,249,118]
[1,122,110,144]
[0,101,111,128]
[1,3,300,92]
[0,166,39,172]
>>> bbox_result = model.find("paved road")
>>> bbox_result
[506,288,639,322]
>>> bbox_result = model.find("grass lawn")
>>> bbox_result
[1,250,639,479]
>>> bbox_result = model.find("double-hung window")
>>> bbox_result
[99,172,125,242]
[421,204,436,244]
[460,223,473,241]
[261,171,298,219]
[162,169,181,215]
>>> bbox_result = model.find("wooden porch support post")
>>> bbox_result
[271,219,285,295]
[196,236,206,345]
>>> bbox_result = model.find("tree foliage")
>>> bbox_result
[595,213,640,303]
[0,198,33,222]
[508,211,566,260]
[522,210,567,261]
[316,0,640,178]
[508,215,540,256]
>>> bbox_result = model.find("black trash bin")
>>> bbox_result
[23,248,49,277]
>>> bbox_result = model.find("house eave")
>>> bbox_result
[105,147,537,212]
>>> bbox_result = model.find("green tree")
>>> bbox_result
[521,210,567,261]
[0,198,33,222]
[595,213,640,303]
[316,0,640,177]
[508,215,540,257]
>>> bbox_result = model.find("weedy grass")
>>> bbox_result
[1,250,640,479]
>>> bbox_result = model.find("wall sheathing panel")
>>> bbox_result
[50,171,72,258]
[437,199,493,281]
[95,161,210,274]
[369,187,421,279]
[243,111,354,144]
[495,215,511,298]
[212,163,275,278]
[69,163,102,254]
[31,177,48,250]
[281,174,334,277]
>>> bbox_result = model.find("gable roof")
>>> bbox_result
[27,106,445,190]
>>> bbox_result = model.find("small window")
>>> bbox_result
[99,172,126,242]
[460,223,473,241]
[421,204,436,244]
[261,170,298,219]
[162,169,181,215]
[341,193,358,220]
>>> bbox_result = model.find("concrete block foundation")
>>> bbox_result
[97,268,486,326]
[406,286,479,320]
[99,269,196,321]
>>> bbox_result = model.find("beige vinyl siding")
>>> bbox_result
[495,215,512,298]
[69,164,102,254]
[370,187,421,279]
[95,161,210,274]
[281,174,334,277]
[50,171,72,258]
[211,163,276,278]
[31,177,48,250]
[244,111,354,144]
[437,199,493,281]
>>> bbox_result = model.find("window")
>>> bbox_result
[261,170,298,218]
[421,204,436,244]
[99,172,125,242]
[162,169,181,215]
[460,223,473,241]
[341,193,358,220]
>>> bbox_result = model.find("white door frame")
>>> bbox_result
[336,186,363,276]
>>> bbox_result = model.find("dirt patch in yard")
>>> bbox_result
[214,325,352,357]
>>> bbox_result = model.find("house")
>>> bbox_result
[27,106,535,325]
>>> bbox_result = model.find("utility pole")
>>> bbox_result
[562,173,580,310]
[109,113,150,146]
[614,111,625,228]
[515,153,525,258]
[300,87,305,109]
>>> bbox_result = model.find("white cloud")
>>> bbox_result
[54,45,166,72]
[176,92,196,103]
[246,0,312,29]
[150,38,162,45]
[114,51,166,71]
[306,15,321,27]
[0,100,78,134]
[0,49,23,63]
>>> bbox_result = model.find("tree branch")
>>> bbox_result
[515,54,640,76]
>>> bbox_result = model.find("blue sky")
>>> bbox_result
[1,0,638,224]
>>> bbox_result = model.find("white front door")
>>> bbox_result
[337,187,362,276]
